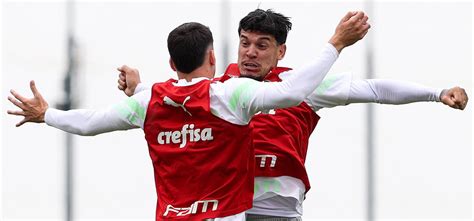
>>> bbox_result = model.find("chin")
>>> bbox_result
[240,72,265,81]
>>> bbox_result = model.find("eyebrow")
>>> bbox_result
[239,35,272,42]
[257,37,271,42]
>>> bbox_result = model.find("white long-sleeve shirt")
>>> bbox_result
[44,43,339,221]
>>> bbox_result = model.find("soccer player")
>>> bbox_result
[7,13,369,221]
[118,9,468,221]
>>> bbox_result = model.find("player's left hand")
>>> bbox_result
[7,80,49,127]
[440,86,468,110]
[329,11,371,53]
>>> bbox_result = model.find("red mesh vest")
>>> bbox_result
[143,79,254,220]
[224,64,321,192]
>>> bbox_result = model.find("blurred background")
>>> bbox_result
[1,0,472,220]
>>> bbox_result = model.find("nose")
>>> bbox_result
[246,45,257,58]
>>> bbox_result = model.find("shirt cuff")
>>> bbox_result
[44,108,57,126]
[134,82,150,95]
[325,42,340,58]
[435,88,445,102]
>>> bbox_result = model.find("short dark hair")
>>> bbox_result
[238,9,292,45]
[167,22,214,73]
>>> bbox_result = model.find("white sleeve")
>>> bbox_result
[44,89,152,135]
[134,82,151,95]
[347,79,443,104]
[305,73,443,112]
[303,72,353,112]
[211,43,338,124]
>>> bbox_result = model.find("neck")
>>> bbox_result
[177,66,214,82]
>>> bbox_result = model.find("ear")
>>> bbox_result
[209,49,216,65]
[169,57,177,71]
[277,44,287,60]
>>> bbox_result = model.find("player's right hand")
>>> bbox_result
[117,65,141,97]
[7,80,49,127]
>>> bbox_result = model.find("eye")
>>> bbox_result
[257,43,268,49]
[240,40,249,47]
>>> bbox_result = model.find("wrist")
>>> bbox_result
[40,104,49,123]
[329,37,344,53]
[438,89,447,102]
[41,106,50,123]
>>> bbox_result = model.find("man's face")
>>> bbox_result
[237,30,286,81]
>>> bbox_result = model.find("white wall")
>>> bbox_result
[1,0,471,220]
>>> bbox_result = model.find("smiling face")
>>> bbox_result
[237,30,286,81]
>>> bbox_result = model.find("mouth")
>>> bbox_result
[242,61,260,72]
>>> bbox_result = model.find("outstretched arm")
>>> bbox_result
[43,104,142,136]
[347,79,467,110]
[303,73,468,111]
[7,80,148,135]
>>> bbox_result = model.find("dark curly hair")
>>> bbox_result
[238,9,292,45]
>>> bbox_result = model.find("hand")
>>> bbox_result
[329,11,371,53]
[440,86,468,110]
[7,80,49,127]
[117,65,142,97]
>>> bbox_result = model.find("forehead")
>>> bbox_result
[240,30,276,42]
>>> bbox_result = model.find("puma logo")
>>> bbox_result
[163,96,192,116]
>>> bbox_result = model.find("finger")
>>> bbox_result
[461,93,468,109]
[449,96,463,109]
[7,109,26,116]
[453,102,462,110]
[119,72,126,81]
[118,79,126,86]
[341,11,355,22]
[118,85,125,91]
[355,15,369,29]
[456,89,468,102]
[10,89,28,103]
[30,80,42,98]
[442,95,456,107]
[16,118,28,127]
[452,91,468,110]
[464,89,468,103]
[360,15,369,24]
[118,65,132,73]
[361,23,371,33]
[8,96,26,110]
[349,11,364,23]
[451,89,462,100]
